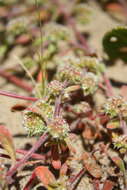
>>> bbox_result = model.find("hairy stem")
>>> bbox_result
[0,90,38,101]
[6,133,49,183]
[103,74,114,97]
[16,149,45,160]
[68,168,85,190]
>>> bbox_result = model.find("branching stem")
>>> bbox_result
[6,133,49,183]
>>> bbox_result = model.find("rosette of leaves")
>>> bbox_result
[103,26,127,62]
[103,96,127,118]
[81,72,98,96]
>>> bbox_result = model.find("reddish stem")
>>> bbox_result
[118,0,127,20]
[23,172,36,190]
[103,74,114,97]
[54,95,62,117]
[119,113,127,135]
[68,168,85,190]
[0,90,38,101]
[6,133,49,183]
[67,18,91,53]
[52,0,93,55]
[16,149,45,160]
[0,70,33,92]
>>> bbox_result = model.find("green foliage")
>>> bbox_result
[103,26,127,61]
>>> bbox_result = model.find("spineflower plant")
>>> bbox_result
[1,1,127,190]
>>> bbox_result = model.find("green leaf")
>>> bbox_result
[103,26,127,62]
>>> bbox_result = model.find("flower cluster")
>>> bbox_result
[54,54,105,96]
[23,100,54,136]
[48,116,70,140]
[81,72,98,96]
[23,111,46,136]
[23,99,70,140]
[57,64,82,84]
[47,80,65,97]
[103,96,127,118]
[112,133,127,153]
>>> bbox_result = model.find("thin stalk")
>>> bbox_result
[52,0,93,55]
[6,133,49,183]
[23,172,36,190]
[0,90,38,101]
[16,149,45,160]
[118,0,127,21]
[54,95,62,117]
[35,0,48,98]
[119,113,127,135]
[68,168,85,190]
[13,55,42,98]
[103,73,114,97]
